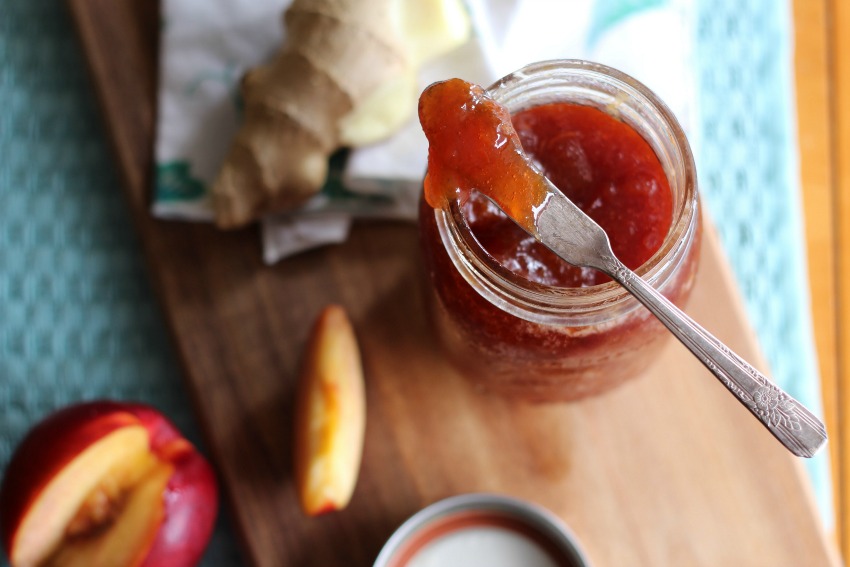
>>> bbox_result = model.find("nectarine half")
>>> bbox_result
[0,401,218,567]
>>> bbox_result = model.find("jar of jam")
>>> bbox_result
[418,60,702,402]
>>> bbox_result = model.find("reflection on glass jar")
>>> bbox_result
[418,60,702,402]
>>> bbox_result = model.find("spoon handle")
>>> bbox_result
[601,255,827,458]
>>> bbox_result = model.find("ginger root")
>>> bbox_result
[212,0,470,229]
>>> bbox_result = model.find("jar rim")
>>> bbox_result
[434,59,700,325]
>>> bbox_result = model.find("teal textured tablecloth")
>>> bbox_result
[693,0,831,523]
[0,2,243,565]
[0,1,829,566]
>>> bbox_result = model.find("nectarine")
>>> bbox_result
[0,401,218,567]
[294,305,366,516]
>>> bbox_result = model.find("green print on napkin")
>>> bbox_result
[155,161,206,202]
[587,0,668,48]
[321,151,392,206]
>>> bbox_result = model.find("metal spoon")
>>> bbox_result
[489,177,827,458]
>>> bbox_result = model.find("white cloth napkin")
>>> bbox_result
[155,0,696,263]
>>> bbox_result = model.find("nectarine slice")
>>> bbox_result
[294,305,366,516]
[11,425,157,567]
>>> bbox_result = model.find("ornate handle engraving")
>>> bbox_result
[531,181,826,458]
[601,255,825,458]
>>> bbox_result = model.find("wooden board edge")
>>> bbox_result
[703,220,841,564]
[65,2,257,564]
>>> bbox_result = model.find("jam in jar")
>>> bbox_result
[418,60,702,402]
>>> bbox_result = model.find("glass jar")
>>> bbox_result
[418,60,702,402]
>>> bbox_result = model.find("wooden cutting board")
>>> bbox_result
[68,1,840,565]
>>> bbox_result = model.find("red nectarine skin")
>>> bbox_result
[0,401,218,567]
[137,413,218,567]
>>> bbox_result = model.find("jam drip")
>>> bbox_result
[418,78,673,287]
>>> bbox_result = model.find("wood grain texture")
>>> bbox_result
[792,0,841,545]
[68,0,840,565]
[826,0,850,560]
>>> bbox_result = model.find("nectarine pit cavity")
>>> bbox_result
[65,450,164,541]
[66,483,125,539]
